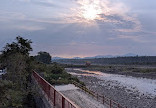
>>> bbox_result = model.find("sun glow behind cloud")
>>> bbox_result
[63,0,142,36]
[81,1,102,20]
[70,0,125,21]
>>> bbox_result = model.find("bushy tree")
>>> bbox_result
[50,63,64,74]
[1,36,32,83]
[35,51,51,64]
[1,36,32,57]
[0,36,33,107]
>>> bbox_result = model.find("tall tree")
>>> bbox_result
[35,51,51,64]
[1,36,32,86]
[0,36,33,107]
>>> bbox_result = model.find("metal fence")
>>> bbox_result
[72,81,127,108]
[32,71,79,108]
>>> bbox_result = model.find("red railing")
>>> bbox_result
[32,71,79,108]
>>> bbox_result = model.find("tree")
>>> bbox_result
[50,63,64,74]
[1,36,32,57]
[35,51,51,64]
[0,36,34,107]
[1,36,32,87]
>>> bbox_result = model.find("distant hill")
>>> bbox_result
[123,53,138,57]
[52,53,138,60]
[52,57,67,60]
[72,57,82,59]
[52,56,156,65]
[83,55,113,59]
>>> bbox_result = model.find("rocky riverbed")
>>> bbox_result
[66,68,156,108]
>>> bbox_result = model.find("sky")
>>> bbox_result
[0,0,156,58]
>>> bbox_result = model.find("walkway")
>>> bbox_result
[55,84,107,108]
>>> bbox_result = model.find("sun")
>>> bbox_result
[83,5,97,20]
[81,1,102,21]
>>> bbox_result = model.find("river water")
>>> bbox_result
[67,68,156,98]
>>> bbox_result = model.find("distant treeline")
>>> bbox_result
[53,56,156,65]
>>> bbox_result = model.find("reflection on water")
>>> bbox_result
[74,68,103,75]
[69,72,94,76]
[68,68,111,77]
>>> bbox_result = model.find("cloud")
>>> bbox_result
[59,0,142,35]
[0,10,66,26]
[33,42,125,58]
[17,0,62,8]
[117,35,148,43]
[18,0,30,2]
[116,15,142,33]
[0,11,26,21]
[1,0,156,57]
[31,0,56,7]
[15,25,45,31]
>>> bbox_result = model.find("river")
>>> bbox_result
[66,68,156,108]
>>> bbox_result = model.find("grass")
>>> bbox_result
[64,64,156,74]
[33,62,85,85]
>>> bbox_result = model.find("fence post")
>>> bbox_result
[85,87,86,93]
[54,89,56,106]
[62,96,65,108]
[118,103,120,108]
[97,93,98,101]
[48,85,50,101]
[103,95,105,104]
[110,100,112,108]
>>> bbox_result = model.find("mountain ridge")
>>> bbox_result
[52,53,138,60]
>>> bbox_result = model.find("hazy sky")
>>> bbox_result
[0,0,156,58]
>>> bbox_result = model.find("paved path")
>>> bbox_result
[55,84,107,108]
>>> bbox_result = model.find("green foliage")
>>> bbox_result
[0,80,25,107]
[49,63,64,74]
[72,65,156,74]
[0,36,32,83]
[1,36,32,58]
[32,61,47,72]
[131,68,156,73]
[0,80,13,90]
[0,36,35,107]
[5,53,29,84]
[8,90,24,107]
[44,63,70,84]
[45,72,81,85]
[32,63,83,85]
[0,36,84,107]
[35,51,51,64]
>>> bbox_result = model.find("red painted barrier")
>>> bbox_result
[32,71,79,108]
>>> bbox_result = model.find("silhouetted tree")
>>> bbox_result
[0,36,32,86]
[35,51,51,64]
[0,36,34,107]
[1,36,32,57]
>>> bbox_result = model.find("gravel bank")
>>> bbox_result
[66,68,156,108]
